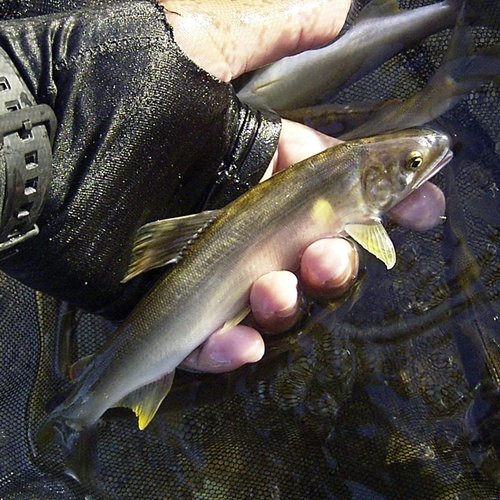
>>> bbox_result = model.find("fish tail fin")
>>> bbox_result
[431,2,500,93]
[37,414,99,485]
[441,45,500,92]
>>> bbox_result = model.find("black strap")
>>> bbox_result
[0,47,56,251]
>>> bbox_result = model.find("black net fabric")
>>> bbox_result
[2,0,500,498]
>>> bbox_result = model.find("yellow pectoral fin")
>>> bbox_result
[345,220,396,269]
[116,371,175,430]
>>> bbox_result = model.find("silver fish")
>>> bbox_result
[340,4,500,140]
[237,0,463,111]
[39,128,452,481]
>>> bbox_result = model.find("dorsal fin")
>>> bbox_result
[123,210,221,282]
[437,3,500,87]
[440,1,472,67]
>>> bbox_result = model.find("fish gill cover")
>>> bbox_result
[1,0,500,498]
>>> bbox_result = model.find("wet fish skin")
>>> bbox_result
[282,43,500,141]
[280,100,394,132]
[237,0,462,111]
[285,4,500,142]
[39,129,452,480]
[340,40,500,139]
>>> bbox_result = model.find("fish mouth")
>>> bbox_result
[414,148,453,191]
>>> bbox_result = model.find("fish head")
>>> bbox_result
[359,128,453,214]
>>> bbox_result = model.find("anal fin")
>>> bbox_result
[116,371,175,430]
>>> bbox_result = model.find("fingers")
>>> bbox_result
[263,119,342,181]
[388,181,446,231]
[277,119,343,171]
[250,271,301,332]
[251,239,358,325]
[161,0,352,81]
[182,236,358,373]
[300,238,358,297]
[181,325,264,373]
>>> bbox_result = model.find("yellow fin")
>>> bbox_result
[345,220,396,269]
[123,210,221,283]
[117,371,175,430]
[220,305,252,334]
[312,199,335,226]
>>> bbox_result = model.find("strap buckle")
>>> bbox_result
[0,103,57,144]
[0,47,56,252]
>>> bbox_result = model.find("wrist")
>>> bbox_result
[202,95,282,210]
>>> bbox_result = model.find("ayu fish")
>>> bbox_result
[237,0,463,111]
[340,4,500,140]
[280,2,500,141]
[39,128,452,480]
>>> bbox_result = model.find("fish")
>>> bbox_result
[277,1,500,141]
[38,128,452,482]
[340,3,500,140]
[280,100,395,135]
[237,0,463,112]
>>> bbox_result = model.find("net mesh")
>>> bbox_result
[2,0,500,498]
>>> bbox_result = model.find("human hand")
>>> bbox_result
[163,0,446,373]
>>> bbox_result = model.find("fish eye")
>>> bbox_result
[406,151,423,170]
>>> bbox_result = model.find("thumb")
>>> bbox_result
[161,0,352,82]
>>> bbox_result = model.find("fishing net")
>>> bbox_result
[2,0,500,498]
